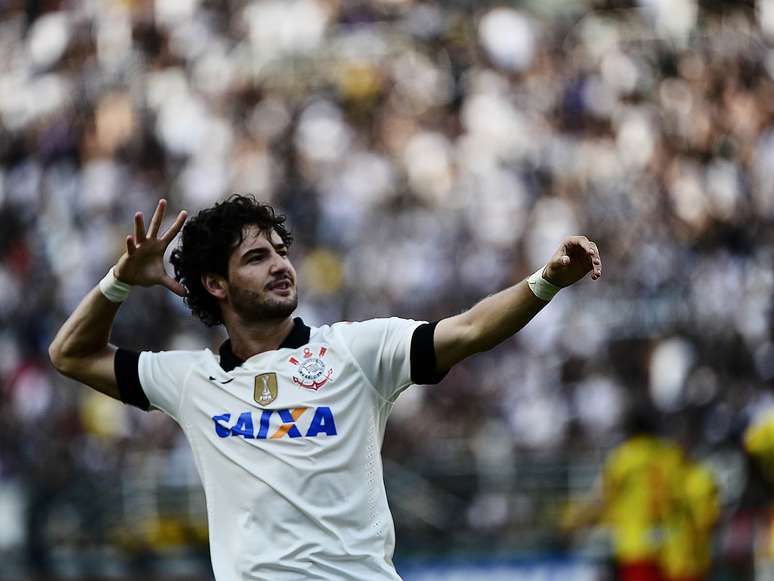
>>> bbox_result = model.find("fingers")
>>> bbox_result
[589,241,602,280]
[560,236,603,280]
[134,211,146,243]
[126,235,136,256]
[130,202,186,249]
[160,210,188,244]
[571,236,601,280]
[576,238,601,280]
[161,274,187,297]
[147,199,167,239]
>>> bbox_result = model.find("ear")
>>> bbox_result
[201,273,227,300]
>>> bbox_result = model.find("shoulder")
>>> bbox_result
[326,318,425,340]
[118,348,214,413]
[605,437,647,473]
[139,348,215,372]
[141,348,212,360]
[745,409,774,453]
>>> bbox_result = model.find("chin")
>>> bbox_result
[262,295,298,319]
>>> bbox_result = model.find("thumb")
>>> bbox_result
[161,274,186,297]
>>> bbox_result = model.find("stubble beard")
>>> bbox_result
[230,284,298,323]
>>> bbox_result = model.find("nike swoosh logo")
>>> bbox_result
[208,376,235,384]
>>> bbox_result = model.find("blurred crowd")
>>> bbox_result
[1,0,774,577]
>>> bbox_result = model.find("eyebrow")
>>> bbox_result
[241,244,287,261]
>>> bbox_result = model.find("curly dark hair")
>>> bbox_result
[170,194,293,327]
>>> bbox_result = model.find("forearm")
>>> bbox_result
[49,285,121,364]
[433,236,601,373]
[435,280,548,370]
[464,280,548,350]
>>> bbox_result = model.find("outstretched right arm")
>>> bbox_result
[48,199,187,401]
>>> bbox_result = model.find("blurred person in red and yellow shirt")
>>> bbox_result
[601,411,682,581]
[744,409,774,574]
[659,458,719,581]
[564,409,718,581]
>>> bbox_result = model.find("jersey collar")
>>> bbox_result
[218,317,311,372]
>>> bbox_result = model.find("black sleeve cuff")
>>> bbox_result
[410,322,448,385]
[114,349,151,411]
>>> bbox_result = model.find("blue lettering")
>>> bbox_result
[277,409,303,438]
[306,406,337,437]
[211,408,338,440]
[231,412,255,438]
[256,409,272,439]
[212,413,232,438]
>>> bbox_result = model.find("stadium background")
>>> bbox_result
[0,0,773,579]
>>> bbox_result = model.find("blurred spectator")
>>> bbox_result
[660,453,719,581]
[563,409,719,581]
[744,408,774,579]
[603,411,683,581]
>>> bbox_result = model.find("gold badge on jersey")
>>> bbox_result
[254,373,278,406]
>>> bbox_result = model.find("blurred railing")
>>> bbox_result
[0,444,768,579]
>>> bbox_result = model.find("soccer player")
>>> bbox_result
[49,195,602,580]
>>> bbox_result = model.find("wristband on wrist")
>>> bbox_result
[527,266,561,302]
[99,267,132,303]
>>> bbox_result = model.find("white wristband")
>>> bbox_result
[99,267,132,303]
[527,267,561,302]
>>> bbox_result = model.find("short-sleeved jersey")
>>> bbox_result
[660,461,718,578]
[602,435,684,562]
[745,409,774,479]
[115,317,442,581]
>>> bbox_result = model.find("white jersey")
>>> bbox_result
[118,317,438,580]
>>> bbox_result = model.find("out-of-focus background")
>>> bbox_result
[1,0,774,579]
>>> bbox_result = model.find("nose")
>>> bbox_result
[269,252,290,276]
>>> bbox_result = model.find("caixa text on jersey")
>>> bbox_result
[211,407,337,440]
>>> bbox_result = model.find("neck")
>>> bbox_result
[224,316,295,361]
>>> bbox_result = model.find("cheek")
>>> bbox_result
[232,265,270,288]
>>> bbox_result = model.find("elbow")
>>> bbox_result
[48,341,61,369]
[48,341,73,375]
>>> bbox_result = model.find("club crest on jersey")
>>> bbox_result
[254,373,278,406]
[288,346,333,391]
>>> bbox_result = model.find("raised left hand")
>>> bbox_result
[542,236,602,288]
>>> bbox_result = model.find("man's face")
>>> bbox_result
[224,226,298,322]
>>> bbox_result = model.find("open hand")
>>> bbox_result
[542,236,602,288]
[114,199,188,296]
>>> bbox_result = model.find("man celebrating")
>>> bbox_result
[49,195,602,580]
